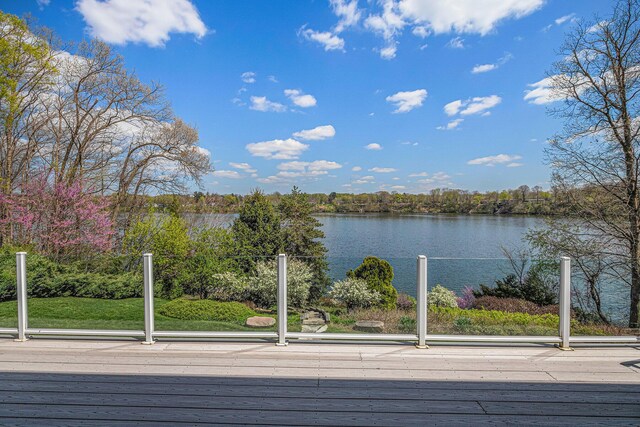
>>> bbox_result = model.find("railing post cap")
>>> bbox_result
[15,252,27,255]
[560,256,571,261]
[143,253,153,257]
[418,255,427,259]
[278,253,286,258]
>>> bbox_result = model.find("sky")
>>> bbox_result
[1,0,617,194]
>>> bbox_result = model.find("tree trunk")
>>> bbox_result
[630,242,640,327]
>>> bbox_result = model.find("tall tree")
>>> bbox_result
[231,189,282,272]
[279,186,330,300]
[0,13,56,244]
[545,0,640,326]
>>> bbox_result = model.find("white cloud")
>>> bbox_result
[300,27,345,51]
[397,0,544,36]
[507,162,524,167]
[241,71,256,83]
[229,162,256,173]
[446,36,465,49]
[353,175,375,185]
[37,0,50,8]
[369,167,397,173]
[444,100,463,116]
[386,89,428,113]
[445,95,501,117]
[246,138,309,160]
[379,44,398,60]
[212,170,242,179]
[472,64,497,74]
[437,118,463,130]
[284,89,317,108]
[278,160,342,172]
[268,75,279,83]
[412,25,430,38]
[331,0,361,33]
[555,13,576,25]
[365,143,383,150]
[249,96,287,112]
[292,125,335,140]
[467,154,522,166]
[524,76,563,105]
[471,52,513,74]
[415,171,453,187]
[352,166,362,171]
[259,160,342,184]
[76,0,207,47]
[390,185,406,190]
[409,172,429,177]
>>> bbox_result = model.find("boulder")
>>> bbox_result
[354,320,384,333]
[245,316,276,328]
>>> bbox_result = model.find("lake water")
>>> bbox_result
[317,214,544,296]
[198,213,628,321]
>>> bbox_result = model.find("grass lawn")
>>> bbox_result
[0,297,282,332]
[0,297,628,336]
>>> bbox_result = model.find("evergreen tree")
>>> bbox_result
[231,189,282,272]
[279,186,330,301]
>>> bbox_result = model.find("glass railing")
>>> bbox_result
[570,258,637,336]
[292,256,418,335]
[154,255,279,333]
[426,258,561,336]
[0,251,17,329]
[25,252,144,331]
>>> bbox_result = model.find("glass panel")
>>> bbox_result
[0,251,17,329]
[154,256,278,333]
[296,256,417,335]
[427,257,561,336]
[26,251,144,330]
[570,257,635,336]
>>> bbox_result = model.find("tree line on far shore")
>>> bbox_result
[152,185,572,215]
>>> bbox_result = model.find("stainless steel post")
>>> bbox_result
[276,254,288,346]
[16,252,28,341]
[142,253,155,344]
[416,255,428,348]
[557,256,573,351]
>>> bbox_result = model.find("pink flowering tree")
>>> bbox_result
[0,174,114,260]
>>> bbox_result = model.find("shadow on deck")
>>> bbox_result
[0,371,639,425]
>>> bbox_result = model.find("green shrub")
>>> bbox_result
[158,298,257,323]
[248,259,313,308]
[473,296,559,316]
[474,269,556,306]
[428,285,458,308]
[347,256,397,309]
[208,271,249,302]
[123,213,190,299]
[399,315,416,333]
[329,278,381,309]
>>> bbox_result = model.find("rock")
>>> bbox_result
[245,316,276,328]
[316,325,328,333]
[302,318,325,326]
[354,320,384,333]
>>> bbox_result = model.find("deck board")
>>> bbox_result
[0,339,638,425]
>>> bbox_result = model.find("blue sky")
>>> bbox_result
[2,0,616,194]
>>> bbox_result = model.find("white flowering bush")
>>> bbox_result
[249,259,313,308]
[329,278,381,309]
[427,284,458,308]
[208,271,249,302]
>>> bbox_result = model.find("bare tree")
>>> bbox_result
[545,0,640,326]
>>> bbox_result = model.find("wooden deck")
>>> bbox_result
[0,339,638,425]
